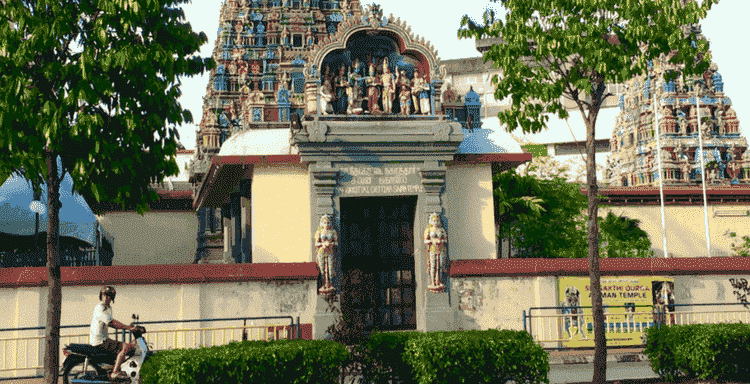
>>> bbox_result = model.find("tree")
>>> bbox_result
[496,161,653,259]
[0,1,213,382]
[494,166,584,258]
[598,212,654,258]
[460,0,716,381]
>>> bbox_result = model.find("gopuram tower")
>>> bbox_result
[605,24,747,188]
[190,0,363,177]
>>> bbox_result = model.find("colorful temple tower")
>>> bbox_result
[605,25,747,188]
[189,0,364,185]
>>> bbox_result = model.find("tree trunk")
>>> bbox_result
[586,114,607,383]
[43,150,62,384]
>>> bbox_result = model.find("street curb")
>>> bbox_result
[549,353,648,365]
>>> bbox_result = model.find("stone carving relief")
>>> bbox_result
[456,279,483,312]
[307,119,329,142]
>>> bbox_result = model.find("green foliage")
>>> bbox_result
[725,230,750,257]
[364,331,427,384]
[402,329,549,384]
[495,169,653,258]
[494,168,585,258]
[599,212,654,258]
[140,340,349,384]
[520,144,548,157]
[0,0,215,215]
[459,0,716,136]
[644,323,750,383]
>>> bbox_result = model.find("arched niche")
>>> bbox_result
[319,30,431,84]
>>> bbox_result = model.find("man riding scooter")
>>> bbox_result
[90,286,138,381]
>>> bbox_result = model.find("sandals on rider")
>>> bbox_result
[110,371,129,380]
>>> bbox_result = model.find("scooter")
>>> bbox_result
[60,314,153,384]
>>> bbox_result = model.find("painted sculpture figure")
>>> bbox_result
[319,78,334,115]
[423,213,448,293]
[315,214,338,295]
[366,61,381,113]
[398,70,411,115]
[381,58,396,114]
[411,69,426,114]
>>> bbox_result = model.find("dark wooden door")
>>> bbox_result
[340,196,417,331]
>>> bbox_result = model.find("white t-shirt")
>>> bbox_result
[89,302,113,346]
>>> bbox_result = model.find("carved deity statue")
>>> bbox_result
[423,213,448,293]
[681,159,691,184]
[725,143,735,162]
[677,110,687,136]
[661,148,672,163]
[411,69,430,115]
[281,71,290,90]
[398,70,411,115]
[716,107,726,136]
[380,60,396,114]
[305,26,313,47]
[346,66,363,115]
[366,61,381,113]
[282,25,289,46]
[319,78,334,115]
[315,214,338,295]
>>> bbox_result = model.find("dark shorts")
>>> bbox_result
[93,338,123,355]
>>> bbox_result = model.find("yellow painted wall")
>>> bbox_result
[251,163,311,263]
[96,212,198,265]
[443,163,496,260]
[601,205,750,257]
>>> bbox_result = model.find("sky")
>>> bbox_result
[176,0,749,151]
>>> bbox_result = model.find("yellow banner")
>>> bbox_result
[557,276,674,347]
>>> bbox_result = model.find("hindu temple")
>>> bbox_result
[605,25,747,187]
[186,0,530,337]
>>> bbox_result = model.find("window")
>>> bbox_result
[293,34,302,47]
[292,72,304,94]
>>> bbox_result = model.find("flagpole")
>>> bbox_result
[694,80,711,257]
[652,72,668,258]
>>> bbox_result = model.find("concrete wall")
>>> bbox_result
[251,163,311,263]
[444,163,496,260]
[96,211,198,266]
[0,280,316,378]
[450,276,557,333]
[602,205,750,258]
[673,274,750,316]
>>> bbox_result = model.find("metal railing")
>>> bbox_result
[1,248,99,268]
[0,315,299,381]
[523,302,750,349]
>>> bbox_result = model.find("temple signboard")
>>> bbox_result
[338,163,425,196]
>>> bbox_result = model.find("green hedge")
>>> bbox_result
[139,339,348,384]
[644,323,750,382]
[362,330,426,384]
[402,329,549,384]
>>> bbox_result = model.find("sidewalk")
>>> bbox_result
[548,347,647,365]
[11,348,648,383]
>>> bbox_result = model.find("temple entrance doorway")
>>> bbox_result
[340,195,417,331]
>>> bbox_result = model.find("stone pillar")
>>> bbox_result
[221,203,234,264]
[310,161,341,340]
[239,179,252,263]
[230,192,242,263]
[417,160,455,333]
